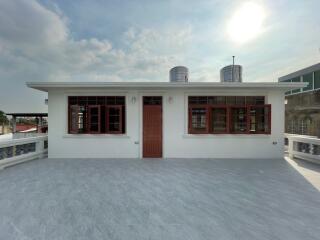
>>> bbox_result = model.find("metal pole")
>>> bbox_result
[232,56,235,82]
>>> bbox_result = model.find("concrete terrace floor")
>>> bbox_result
[0,158,320,240]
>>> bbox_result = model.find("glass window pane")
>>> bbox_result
[143,96,162,105]
[302,73,313,91]
[88,106,100,132]
[70,105,86,133]
[230,108,247,133]
[69,97,78,105]
[281,79,292,95]
[291,77,301,94]
[70,105,79,133]
[249,106,270,133]
[106,96,116,105]
[107,107,121,132]
[235,96,245,105]
[191,108,207,130]
[78,97,87,105]
[315,70,320,89]
[212,108,227,133]
[246,96,265,105]
[226,96,236,105]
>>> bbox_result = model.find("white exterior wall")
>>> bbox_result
[48,88,284,159]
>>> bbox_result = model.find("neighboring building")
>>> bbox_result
[16,124,37,132]
[6,113,48,133]
[27,80,304,159]
[279,63,320,137]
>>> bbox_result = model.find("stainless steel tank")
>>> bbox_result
[220,65,242,82]
[169,66,189,82]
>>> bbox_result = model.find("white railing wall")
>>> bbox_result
[285,134,320,164]
[0,135,48,170]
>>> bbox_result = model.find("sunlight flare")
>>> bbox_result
[227,2,266,44]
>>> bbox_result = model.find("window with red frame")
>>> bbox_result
[106,106,123,133]
[189,107,209,133]
[248,105,271,134]
[68,96,125,134]
[230,107,247,133]
[188,96,271,134]
[211,107,228,133]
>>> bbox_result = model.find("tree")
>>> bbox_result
[0,110,9,134]
[0,111,8,125]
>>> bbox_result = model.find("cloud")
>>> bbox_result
[0,0,319,113]
[0,0,193,85]
[0,0,195,111]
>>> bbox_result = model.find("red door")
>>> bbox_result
[143,97,162,158]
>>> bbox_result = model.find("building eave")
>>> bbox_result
[26,81,307,92]
[279,62,320,81]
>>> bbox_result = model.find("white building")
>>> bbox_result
[27,81,305,159]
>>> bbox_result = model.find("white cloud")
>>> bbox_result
[0,0,194,86]
[0,0,319,112]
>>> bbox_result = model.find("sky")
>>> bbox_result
[0,0,319,113]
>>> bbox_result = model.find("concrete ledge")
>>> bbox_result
[63,134,130,139]
[0,151,47,170]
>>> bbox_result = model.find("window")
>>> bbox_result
[188,96,271,134]
[143,96,162,105]
[282,79,292,95]
[230,107,247,133]
[315,70,320,89]
[106,106,122,133]
[88,105,100,133]
[189,107,209,133]
[69,105,86,133]
[248,105,271,134]
[291,77,301,94]
[68,96,125,134]
[211,107,228,133]
[302,73,313,91]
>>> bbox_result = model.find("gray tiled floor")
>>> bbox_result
[0,158,319,240]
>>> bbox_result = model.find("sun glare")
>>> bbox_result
[227,2,266,44]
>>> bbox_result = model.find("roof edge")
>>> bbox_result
[26,81,307,92]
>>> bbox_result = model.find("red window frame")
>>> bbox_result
[87,105,101,134]
[187,96,271,135]
[106,105,123,134]
[188,105,210,134]
[248,104,271,134]
[68,96,126,134]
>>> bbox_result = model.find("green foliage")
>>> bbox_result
[0,111,9,125]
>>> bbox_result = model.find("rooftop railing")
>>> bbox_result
[0,135,47,170]
[285,133,320,164]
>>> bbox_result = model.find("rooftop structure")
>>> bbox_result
[220,65,243,82]
[27,80,305,159]
[169,66,189,82]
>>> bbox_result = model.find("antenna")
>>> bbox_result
[232,56,235,82]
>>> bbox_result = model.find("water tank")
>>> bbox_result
[169,66,189,82]
[220,65,242,82]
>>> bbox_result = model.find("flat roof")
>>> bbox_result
[27,81,307,92]
[279,63,320,82]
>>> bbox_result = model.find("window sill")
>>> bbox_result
[183,134,271,138]
[63,134,130,139]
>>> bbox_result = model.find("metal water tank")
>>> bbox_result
[220,65,242,82]
[169,66,189,82]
